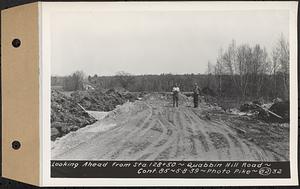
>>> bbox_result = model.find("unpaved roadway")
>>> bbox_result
[52,93,289,161]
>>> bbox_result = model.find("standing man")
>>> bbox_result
[172,83,180,107]
[193,83,201,108]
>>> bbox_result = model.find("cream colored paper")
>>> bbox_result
[2,2,40,186]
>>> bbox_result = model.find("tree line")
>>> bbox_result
[213,35,289,100]
[51,35,289,101]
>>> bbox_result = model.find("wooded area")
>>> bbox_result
[51,35,289,101]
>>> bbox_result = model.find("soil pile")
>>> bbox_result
[71,88,138,111]
[266,101,289,123]
[240,100,289,123]
[51,90,97,140]
[105,101,150,122]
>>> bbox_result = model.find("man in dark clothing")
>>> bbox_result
[172,83,180,107]
[193,83,201,108]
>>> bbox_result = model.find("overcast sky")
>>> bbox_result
[50,9,289,76]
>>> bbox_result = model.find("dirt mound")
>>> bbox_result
[239,100,289,123]
[267,101,289,122]
[71,88,138,111]
[105,101,150,122]
[51,90,97,140]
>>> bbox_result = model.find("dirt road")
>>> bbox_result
[52,93,289,161]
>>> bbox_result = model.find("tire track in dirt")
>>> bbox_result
[182,109,201,157]
[101,107,156,159]
[138,114,169,156]
[52,110,148,159]
[160,108,179,160]
[173,110,186,159]
[148,120,176,160]
[52,96,288,161]
[53,103,154,159]
[149,108,179,160]
[184,109,211,157]
[180,109,198,159]
[190,112,243,160]
[188,109,217,156]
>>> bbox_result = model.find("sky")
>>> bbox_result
[50,8,289,76]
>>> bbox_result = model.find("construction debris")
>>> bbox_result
[71,88,138,111]
[263,101,289,123]
[239,100,289,123]
[51,90,97,141]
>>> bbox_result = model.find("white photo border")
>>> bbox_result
[40,1,298,186]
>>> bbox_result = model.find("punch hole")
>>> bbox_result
[12,140,21,150]
[12,38,21,48]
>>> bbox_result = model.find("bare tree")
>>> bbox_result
[223,40,236,74]
[222,40,240,91]
[115,71,135,89]
[249,45,270,97]
[234,44,252,99]
[205,61,214,88]
[220,41,271,100]
[272,34,289,99]
[221,40,250,99]
[63,71,86,91]
[214,48,225,96]
[73,71,86,90]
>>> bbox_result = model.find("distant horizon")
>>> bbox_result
[51,72,277,78]
[51,73,204,78]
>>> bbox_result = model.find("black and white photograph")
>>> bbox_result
[41,2,298,186]
[41,2,297,184]
[1,1,298,187]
